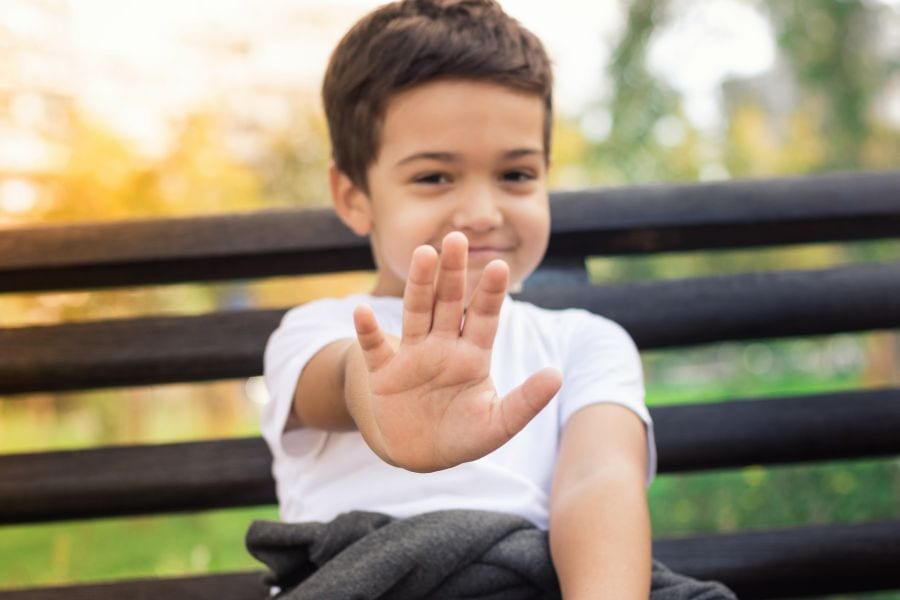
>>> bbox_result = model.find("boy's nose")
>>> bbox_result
[451,188,503,231]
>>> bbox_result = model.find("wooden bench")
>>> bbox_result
[1,170,899,599]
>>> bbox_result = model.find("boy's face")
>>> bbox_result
[333,78,550,304]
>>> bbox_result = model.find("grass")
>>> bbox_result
[0,506,278,589]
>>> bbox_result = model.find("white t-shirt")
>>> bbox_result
[262,293,656,530]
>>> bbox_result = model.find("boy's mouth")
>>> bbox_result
[466,246,512,261]
[467,246,511,252]
[431,238,515,262]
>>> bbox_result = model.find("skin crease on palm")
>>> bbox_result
[330,79,564,471]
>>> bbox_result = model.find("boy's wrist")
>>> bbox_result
[341,342,372,427]
[341,339,395,465]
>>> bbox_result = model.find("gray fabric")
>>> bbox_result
[650,560,738,600]
[245,510,737,599]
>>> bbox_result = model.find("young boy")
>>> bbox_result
[250,1,735,598]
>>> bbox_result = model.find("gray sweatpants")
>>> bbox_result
[246,510,737,599]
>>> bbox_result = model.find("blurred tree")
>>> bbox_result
[591,0,900,185]
[760,0,885,172]
[547,115,593,188]
[587,0,704,184]
[254,106,331,208]
[39,110,267,224]
[42,115,161,223]
[157,112,265,216]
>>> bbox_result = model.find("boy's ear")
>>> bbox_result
[329,163,372,236]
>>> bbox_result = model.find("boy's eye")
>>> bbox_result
[502,170,536,183]
[413,173,451,185]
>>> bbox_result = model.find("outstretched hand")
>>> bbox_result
[349,231,562,472]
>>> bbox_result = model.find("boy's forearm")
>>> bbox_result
[549,469,651,600]
[290,337,401,464]
[290,339,368,431]
[550,404,652,598]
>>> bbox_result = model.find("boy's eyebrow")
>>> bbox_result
[502,148,544,160]
[395,148,544,167]
[395,152,460,167]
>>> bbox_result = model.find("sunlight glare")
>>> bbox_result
[0,179,39,214]
[647,0,775,130]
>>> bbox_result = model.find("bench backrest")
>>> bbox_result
[1,170,899,598]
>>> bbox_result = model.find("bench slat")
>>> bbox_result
[3,262,899,395]
[0,310,284,395]
[1,171,898,293]
[1,389,897,524]
[653,519,900,599]
[0,208,371,294]
[520,261,900,349]
[0,438,272,524]
[653,388,900,472]
[1,520,898,599]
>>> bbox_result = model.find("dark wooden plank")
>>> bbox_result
[1,522,898,599]
[2,389,897,524]
[653,388,900,472]
[0,208,372,293]
[654,520,900,599]
[549,169,900,257]
[0,438,274,524]
[1,170,898,293]
[521,261,900,349]
[0,571,267,600]
[0,309,284,395]
[3,261,899,394]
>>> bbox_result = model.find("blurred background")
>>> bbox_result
[1,0,899,596]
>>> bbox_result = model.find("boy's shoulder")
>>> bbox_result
[509,296,625,329]
[507,297,637,348]
[275,293,404,337]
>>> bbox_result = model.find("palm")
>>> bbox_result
[369,335,498,469]
[352,232,561,472]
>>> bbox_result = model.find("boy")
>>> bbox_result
[249,1,736,598]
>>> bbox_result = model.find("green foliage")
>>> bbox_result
[255,105,332,207]
[649,459,899,537]
[571,0,900,185]
[761,0,879,171]
[0,507,278,588]
[586,0,703,184]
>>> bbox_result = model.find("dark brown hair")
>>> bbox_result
[322,0,553,192]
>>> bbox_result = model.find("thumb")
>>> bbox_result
[497,367,562,438]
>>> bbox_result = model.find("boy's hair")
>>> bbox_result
[322,0,554,193]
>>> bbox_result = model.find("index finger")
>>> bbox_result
[401,244,438,344]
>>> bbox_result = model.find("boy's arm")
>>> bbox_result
[288,231,561,472]
[287,336,367,431]
[549,403,651,600]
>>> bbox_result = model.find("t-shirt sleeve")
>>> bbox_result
[557,310,657,482]
[260,297,359,452]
